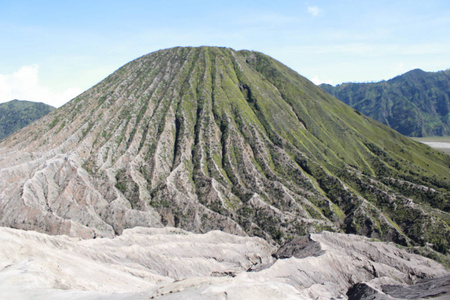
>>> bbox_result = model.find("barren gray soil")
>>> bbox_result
[413,137,450,155]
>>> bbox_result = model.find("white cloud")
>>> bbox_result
[307,6,321,16]
[310,76,334,85]
[0,65,82,108]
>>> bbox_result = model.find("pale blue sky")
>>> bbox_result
[1,0,449,107]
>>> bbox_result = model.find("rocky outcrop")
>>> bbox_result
[347,275,450,300]
[347,283,389,300]
[0,46,449,253]
[0,227,448,300]
[381,275,450,299]
[272,235,324,259]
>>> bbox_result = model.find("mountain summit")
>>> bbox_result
[0,47,449,253]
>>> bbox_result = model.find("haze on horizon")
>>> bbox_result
[0,0,449,107]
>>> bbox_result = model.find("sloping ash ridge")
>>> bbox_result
[0,46,449,253]
[1,227,448,299]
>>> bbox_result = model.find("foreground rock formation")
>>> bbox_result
[0,47,448,254]
[0,227,448,300]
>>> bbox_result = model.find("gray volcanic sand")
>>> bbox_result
[1,227,448,300]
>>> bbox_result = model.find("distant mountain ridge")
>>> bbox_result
[320,69,450,137]
[0,100,55,140]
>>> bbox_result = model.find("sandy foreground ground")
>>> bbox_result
[1,226,449,300]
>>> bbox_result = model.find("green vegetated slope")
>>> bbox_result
[320,69,450,137]
[0,100,55,140]
[4,47,450,254]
